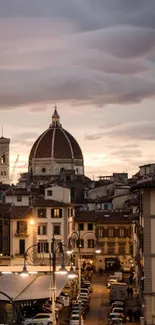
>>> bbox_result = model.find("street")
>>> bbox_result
[85,273,139,325]
[85,273,110,325]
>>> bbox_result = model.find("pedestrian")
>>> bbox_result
[134,309,138,322]
[136,308,141,321]
[127,307,133,322]
[99,267,103,276]
[130,287,133,298]
[127,286,130,298]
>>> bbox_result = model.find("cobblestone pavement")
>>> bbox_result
[85,274,140,325]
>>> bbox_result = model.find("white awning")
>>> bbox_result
[0,274,68,302]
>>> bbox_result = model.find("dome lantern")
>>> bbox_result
[51,105,60,127]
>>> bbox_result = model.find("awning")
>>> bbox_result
[0,274,67,302]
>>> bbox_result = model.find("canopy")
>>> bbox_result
[0,274,67,302]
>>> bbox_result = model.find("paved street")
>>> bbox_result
[85,273,140,325]
[85,273,110,325]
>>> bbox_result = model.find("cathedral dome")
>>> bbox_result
[29,108,84,178]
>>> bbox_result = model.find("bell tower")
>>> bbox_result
[0,136,10,184]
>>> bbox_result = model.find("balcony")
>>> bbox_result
[15,232,29,237]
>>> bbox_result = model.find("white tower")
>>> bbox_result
[0,136,10,184]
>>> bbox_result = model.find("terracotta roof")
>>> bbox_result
[0,204,33,219]
[29,122,83,162]
[10,206,33,219]
[132,180,155,189]
[74,210,131,224]
[5,188,30,196]
[0,203,12,217]
[33,197,71,207]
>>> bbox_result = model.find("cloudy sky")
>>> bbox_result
[0,0,155,181]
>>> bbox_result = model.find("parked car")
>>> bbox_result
[107,276,118,288]
[111,301,124,308]
[108,317,124,325]
[112,307,124,314]
[108,312,124,322]
[80,293,90,301]
[22,313,53,325]
[69,315,84,325]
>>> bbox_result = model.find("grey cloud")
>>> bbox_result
[110,149,142,158]
[85,121,155,142]
[0,66,155,108]
[78,27,155,59]
[0,1,155,110]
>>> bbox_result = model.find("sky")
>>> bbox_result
[0,0,155,181]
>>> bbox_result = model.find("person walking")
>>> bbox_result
[127,286,130,298]
[130,287,133,298]
[127,307,133,322]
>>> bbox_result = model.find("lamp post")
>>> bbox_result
[68,229,101,325]
[21,239,76,325]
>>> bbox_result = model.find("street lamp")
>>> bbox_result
[21,238,76,325]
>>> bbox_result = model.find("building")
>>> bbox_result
[132,180,155,325]
[74,210,133,271]
[0,184,74,266]
[28,107,84,185]
[0,136,10,184]
[33,185,74,253]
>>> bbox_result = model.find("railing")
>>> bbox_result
[15,232,29,237]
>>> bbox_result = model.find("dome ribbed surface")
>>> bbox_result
[29,127,83,162]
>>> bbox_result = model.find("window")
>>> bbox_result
[79,223,84,231]
[47,190,52,196]
[88,239,94,248]
[19,239,25,255]
[118,245,126,255]
[88,223,93,231]
[129,244,133,255]
[108,228,114,237]
[71,208,73,217]
[51,208,62,218]
[119,228,125,237]
[17,221,27,234]
[104,204,109,210]
[1,171,3,176]
[53,225,61,235]
[37,208,46,218]
[107,242,115,254]
[38,224,47,235]
[4,219,9,226]
[17,195,22,202]
[98,228,108,237]
[38,241,49,253]
[1,154,5,163]
[4,171,6,176]
[98,228,104,237]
